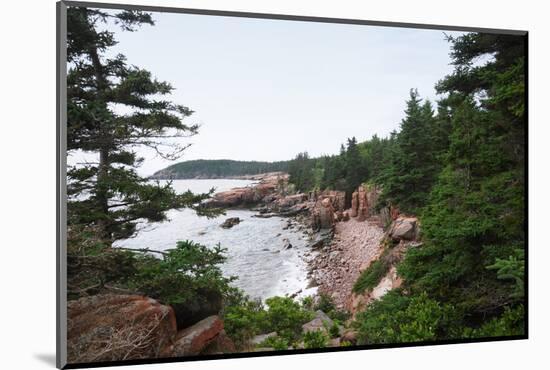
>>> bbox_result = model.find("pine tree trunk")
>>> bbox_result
[87,20,111,244]
[97,146,110,243]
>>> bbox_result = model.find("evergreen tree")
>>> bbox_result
[344,136,365,195]
[380,89,439,212]
[66,7,216,245]
[288,152,314,192]
[320,154,346,191]
[398,33,526,328]
[358,134,388,182]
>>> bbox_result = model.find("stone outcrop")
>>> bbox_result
[349,184,381,221]
[350,184,381,221]
[208,172,288,208]
[200,329,236,355]
[171,316,224,357]
[388,217,419,241]
[67,294,177,363]
[66,294,231,362]
[318,190,345,212]
[302,310,337,335]
[313,197,336,230]
[310,190,347,230]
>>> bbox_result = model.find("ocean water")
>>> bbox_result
[114,179,316,300]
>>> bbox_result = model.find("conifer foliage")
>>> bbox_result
[66,7,215,244]
[398,33,526,325]
[66,8,223,300]
[287,32,526,340]
[378,89,445,213]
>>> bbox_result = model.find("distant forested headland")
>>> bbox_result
[153,159,291,179]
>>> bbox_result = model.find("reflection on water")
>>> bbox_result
[114,179,316,300]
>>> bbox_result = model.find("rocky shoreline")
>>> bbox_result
[67,173,422,361]
[207,172,396,311]
[308,217,385,310]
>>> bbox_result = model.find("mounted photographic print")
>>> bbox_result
[56,1,528,368]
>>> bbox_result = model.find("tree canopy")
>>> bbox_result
[287,32,526,340]
[67,7,216,244]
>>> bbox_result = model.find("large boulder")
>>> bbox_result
[67,294,177,363]
[315,198,336,229]
[171,288,223,329]
[389,217,418,241]
[319,190,345,212]
[171,316,224,356]
[302,310,334,335]
[200,329,236,355]
[208,187,252,207]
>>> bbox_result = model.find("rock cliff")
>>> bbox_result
[67,294,230,363]
[207,172,287,208]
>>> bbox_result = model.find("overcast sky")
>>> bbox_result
[71,10,463,176]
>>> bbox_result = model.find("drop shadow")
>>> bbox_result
[34,353,57,367]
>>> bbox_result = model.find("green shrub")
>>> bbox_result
[301,296,314,310]
[303,330,329,349]
[128,240,233,306]
[354,291,452,344]
[224,295,314,346]
[314,293,336,313]
[223,298,265,348]
[262,296,314,341]
[464,305,525,338]
[260,336,289,351]
[486,249,525,299]
[328,322,341,339]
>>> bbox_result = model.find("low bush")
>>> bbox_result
[354,291,453,344]
[464,305,524,338]
[129,240,234,306]
[262,296,315,341]
[223,296,314,347]
[260,336,289,351]
[223,298,265,348]
[328,321,341,339]
[303,330,329,349]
